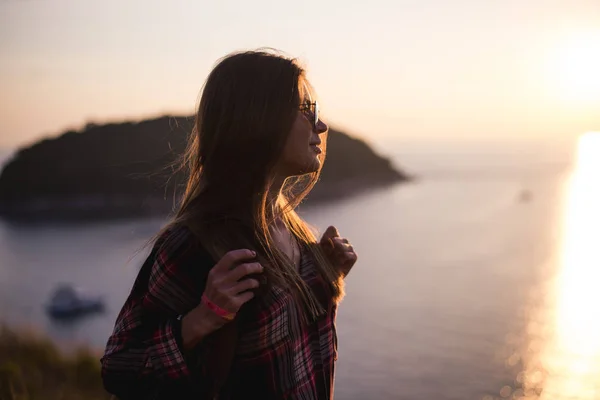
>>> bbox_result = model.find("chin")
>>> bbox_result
[291,159,320,176]
[306,155,322,172]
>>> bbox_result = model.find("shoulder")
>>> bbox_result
[150,224,215,286]
[134,225,211,313]
[155,224,197,256]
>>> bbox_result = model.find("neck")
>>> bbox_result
[266,173,287,223]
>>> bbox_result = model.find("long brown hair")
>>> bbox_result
[158,49,344,321]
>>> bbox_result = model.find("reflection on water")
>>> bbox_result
[0,142,579,399]
[526,133,600,400]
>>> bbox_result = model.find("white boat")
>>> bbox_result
[46,284,104,318]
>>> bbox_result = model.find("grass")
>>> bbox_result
[0,325,111,400]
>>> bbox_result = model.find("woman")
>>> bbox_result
[101,49,358,400]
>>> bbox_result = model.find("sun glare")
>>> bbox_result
[532,132,600,399]
[551,31,600,104]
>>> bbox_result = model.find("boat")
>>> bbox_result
[518,189,532,203]
[46,284,105,318]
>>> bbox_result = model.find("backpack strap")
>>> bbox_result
[202,319,239,399]
[133,240,240,399]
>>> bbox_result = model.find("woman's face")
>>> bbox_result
[275,95,328,178]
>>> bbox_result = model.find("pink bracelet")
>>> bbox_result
[201,294,236,321]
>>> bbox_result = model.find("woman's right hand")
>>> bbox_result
[181,249,263,350]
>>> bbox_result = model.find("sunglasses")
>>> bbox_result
[299,100,319,130]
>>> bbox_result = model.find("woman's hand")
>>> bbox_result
[182,249,263,350]
[319,226,358,278]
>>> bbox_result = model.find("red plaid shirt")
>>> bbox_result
[101,226,339,399]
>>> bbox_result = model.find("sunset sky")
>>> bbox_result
[1,0,599,148]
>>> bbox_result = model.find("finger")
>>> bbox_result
[345,252,358,262]
[319,237,334,251]
[227,262,264,282]
[230,278,260,295]
[331,237,348,246]
[235,290,255,306]
[327,237,335,249]
[320,226,340,243]
[325,225,340,238]
[214,249,256,273]
[331,238,352,252]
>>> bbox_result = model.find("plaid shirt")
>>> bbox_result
[101,226,339,399]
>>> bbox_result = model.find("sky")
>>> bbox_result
[0,0,599,149]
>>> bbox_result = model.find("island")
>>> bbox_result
[0,115,411,221]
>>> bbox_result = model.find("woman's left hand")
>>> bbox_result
[319,226,357,277]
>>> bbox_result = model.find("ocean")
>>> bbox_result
[2,138,597,400]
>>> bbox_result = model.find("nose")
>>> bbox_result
[315,119,328,134]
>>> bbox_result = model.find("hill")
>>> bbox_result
[0,116,411,220]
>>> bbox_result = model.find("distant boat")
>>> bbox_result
[45,284,104,318]
[518,189,533,203]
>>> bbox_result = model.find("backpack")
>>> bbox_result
[112,244,239,400]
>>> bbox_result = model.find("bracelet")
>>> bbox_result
[201,294,236,321]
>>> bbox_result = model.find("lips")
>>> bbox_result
[310,144,322,154]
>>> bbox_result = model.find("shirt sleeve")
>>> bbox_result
[100,227,213,398]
